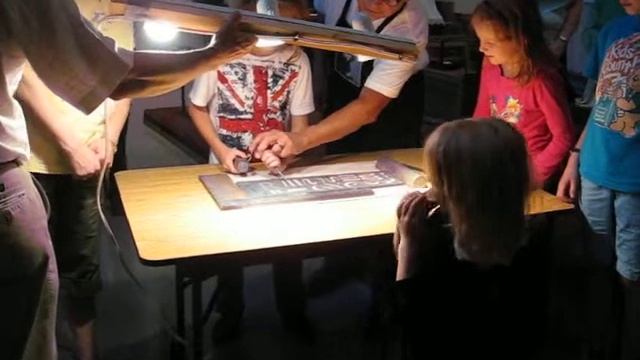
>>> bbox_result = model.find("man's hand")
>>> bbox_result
[65,142,102,179]
[218,146,249,174]
[212,12,257,62]
[556,153,580,202]
[250,130,305,159]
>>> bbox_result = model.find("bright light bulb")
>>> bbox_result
[210,34,284,48]
[143,21,178,43]
[356,55,375,62]
[255,37,285,48]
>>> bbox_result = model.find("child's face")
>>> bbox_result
[473,20,521,67]
[620,0,640,15]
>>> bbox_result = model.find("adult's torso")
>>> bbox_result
[321,0,428,153]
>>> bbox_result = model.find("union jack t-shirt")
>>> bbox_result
[190,46,315,163]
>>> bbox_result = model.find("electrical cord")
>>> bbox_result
[96,101,187,348]
[89,12,188,346]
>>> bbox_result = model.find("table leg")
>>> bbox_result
[192,278,203,360]
[172,266,186,360]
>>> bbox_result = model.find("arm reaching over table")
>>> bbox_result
[250,87,391,158]
[111,13,256,99]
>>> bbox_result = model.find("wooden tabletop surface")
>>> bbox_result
[115,148,574,263]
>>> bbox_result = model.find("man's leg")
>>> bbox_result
[0,164,58,360]
[48,176,101,360]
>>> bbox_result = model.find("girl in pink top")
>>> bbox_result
[471,0,575,188]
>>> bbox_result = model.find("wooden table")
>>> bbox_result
[115,148,573,359]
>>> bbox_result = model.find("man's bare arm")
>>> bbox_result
[251,87,391,157]
[111,13,256,99]
[299,87,391,149]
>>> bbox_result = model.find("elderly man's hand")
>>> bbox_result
[212,12,257,62]
[250,130,305,159]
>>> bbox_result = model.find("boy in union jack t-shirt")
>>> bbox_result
[187,0,315,342]
[189,16,314,173]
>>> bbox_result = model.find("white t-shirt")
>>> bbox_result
[0,0,131,162]
[314,0,429,98]
[190,46,315,164]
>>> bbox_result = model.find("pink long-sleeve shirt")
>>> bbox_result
[473,60,575,184]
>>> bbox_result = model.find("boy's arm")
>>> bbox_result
[16,64,102,178]
[556,122,588,201]
[186,103,246,172]
[187,103,227,155]
[187,71,247,172]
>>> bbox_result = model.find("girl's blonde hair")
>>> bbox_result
[471,0,557,85]
[423,119,531,265]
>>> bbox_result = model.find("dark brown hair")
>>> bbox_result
[471,0,557,85]
[423,119,531,266]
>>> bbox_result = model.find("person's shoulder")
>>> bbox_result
[600,15,640,41]
[533,65,564,86]
[195,69,219,82]
[525,67,567,101]
[403,0,429,25]
[384,1,428,42]
[608,25,640,46]
[612,14,640,28]
[190,69,222,98]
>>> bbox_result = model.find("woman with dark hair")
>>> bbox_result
[395,119,548,359]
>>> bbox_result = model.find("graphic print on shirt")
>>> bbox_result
[490,95,523,124]
[216,59,300,150]
[593,33,640,138]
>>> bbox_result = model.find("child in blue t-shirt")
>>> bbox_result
[557,4,640,285]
